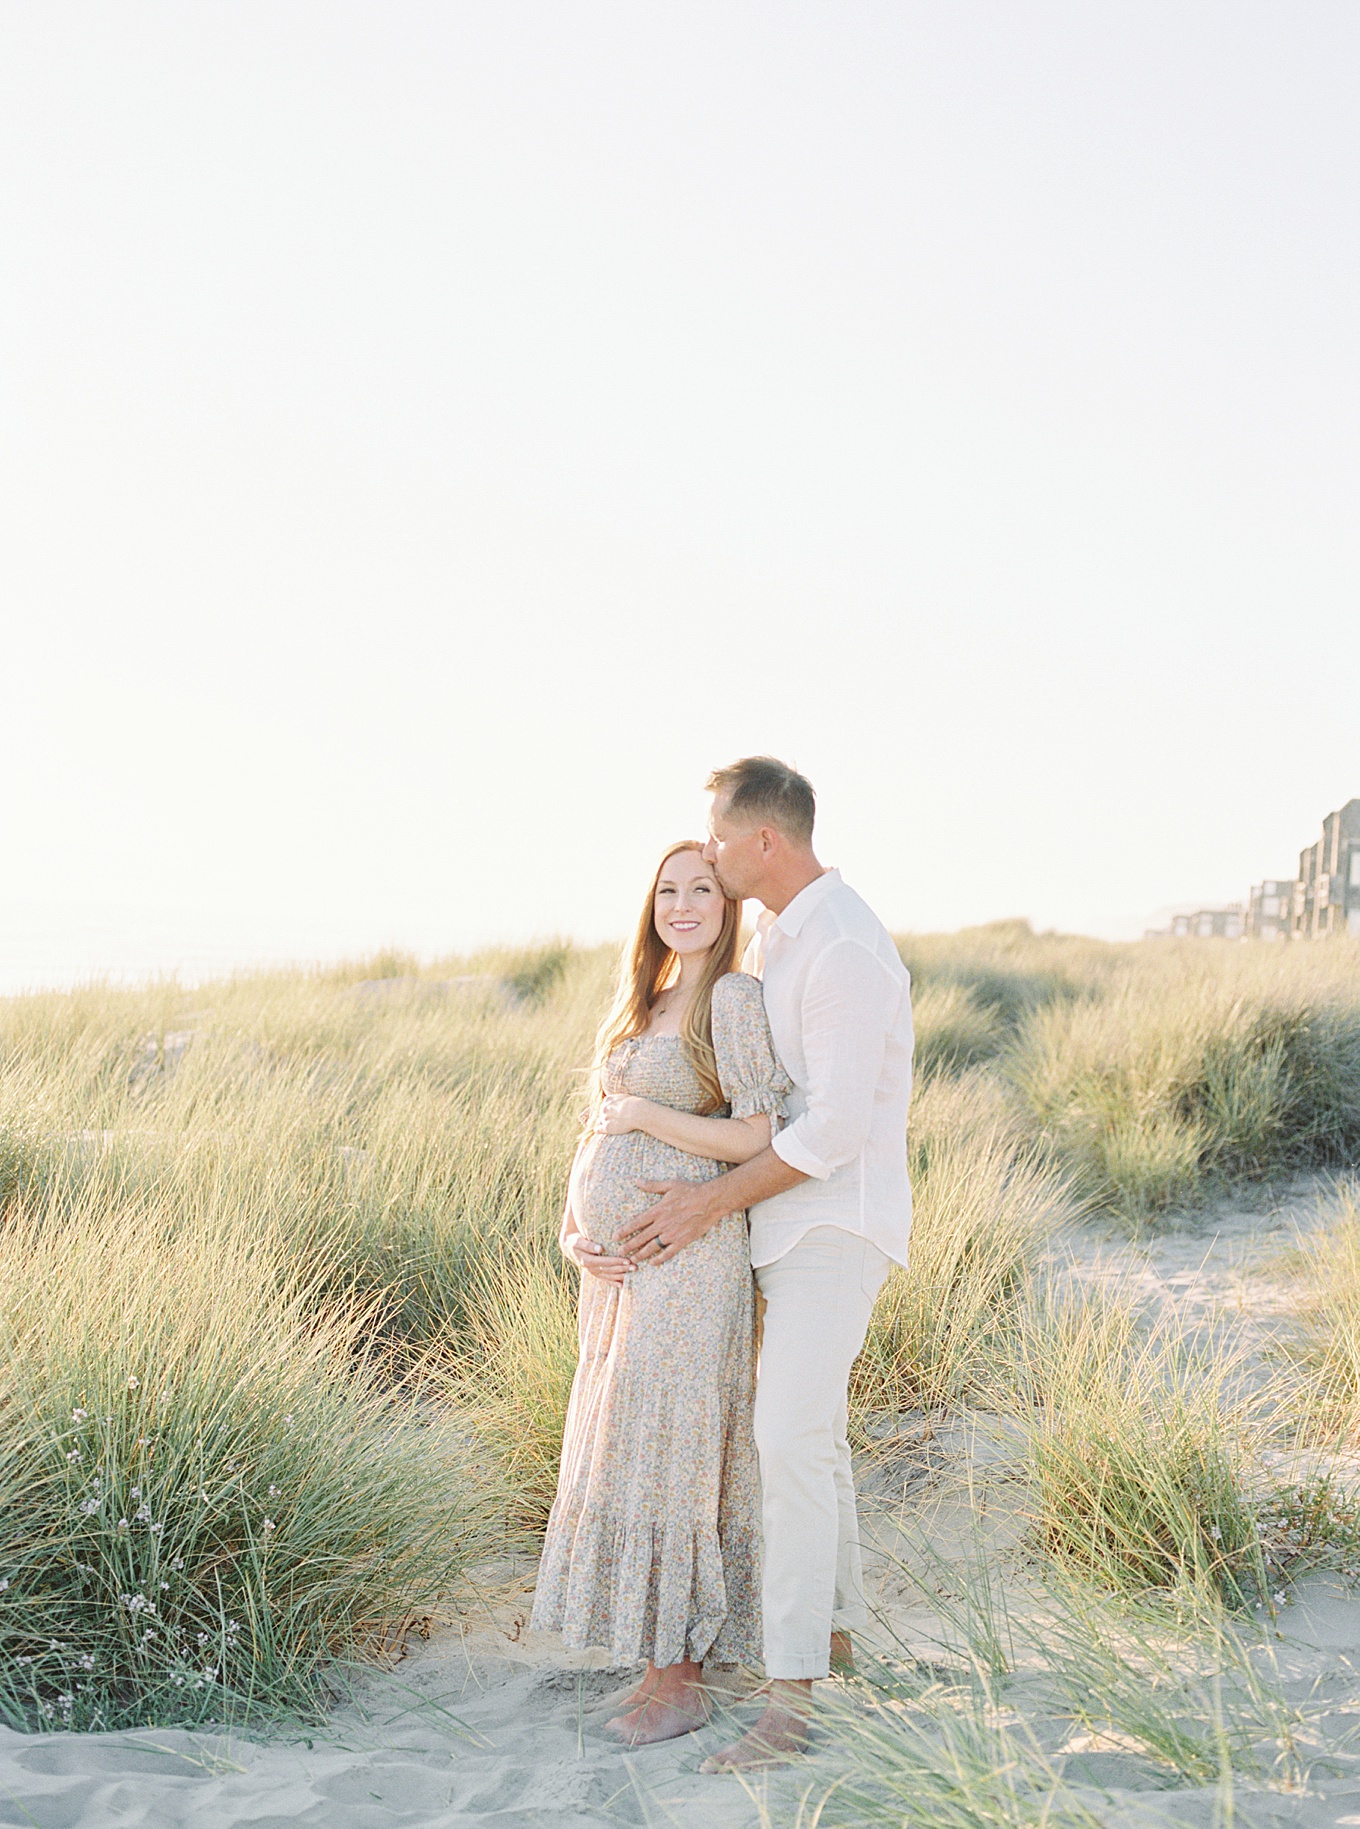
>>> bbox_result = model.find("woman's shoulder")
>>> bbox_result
[711,971,766,1019]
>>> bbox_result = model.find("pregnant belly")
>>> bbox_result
[573,1132,724,1245]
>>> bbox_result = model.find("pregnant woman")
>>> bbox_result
[531,840,790,1745]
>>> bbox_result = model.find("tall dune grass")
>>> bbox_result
[1289,1181,1360,1439]
[0,945,603,1726]
[0,947,610,1353]
[852,1074,1071,1414]
[2,923,1358,1732]
[1011,1298,1266,1602]
[0,1200,503,1731]
[898,919,1127,1029]
[449,1235,582,1532]
[901,927,1360,1223]
[1008,956,1360,1221]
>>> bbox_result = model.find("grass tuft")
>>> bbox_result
[1291,1184,1360,1439]
[1014,1299,1266,1603]
[0,1202,503,1731]
[854,1076,1070,1415]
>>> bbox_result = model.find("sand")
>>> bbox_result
[5,1179,1360,1828]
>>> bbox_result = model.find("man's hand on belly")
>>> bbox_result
[619,1148,809,1265]
[619,1179,726,1265]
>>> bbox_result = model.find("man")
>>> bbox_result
[617,755,913,1770]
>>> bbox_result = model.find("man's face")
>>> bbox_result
[702,795,767,901]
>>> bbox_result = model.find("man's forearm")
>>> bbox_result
[701,1146,807,1217]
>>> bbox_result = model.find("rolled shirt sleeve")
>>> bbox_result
[770,939,899,1183]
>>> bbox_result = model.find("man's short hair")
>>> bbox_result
[706,756,816,843]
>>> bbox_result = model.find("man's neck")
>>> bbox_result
[761,856,828,917]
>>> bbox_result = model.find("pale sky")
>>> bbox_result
[3,3,1357,991]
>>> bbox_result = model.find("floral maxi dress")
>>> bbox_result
[530,971,790,1669]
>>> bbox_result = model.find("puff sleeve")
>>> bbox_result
[711,972,792,1127]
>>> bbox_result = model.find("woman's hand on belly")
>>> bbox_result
[565,1233,635,1286]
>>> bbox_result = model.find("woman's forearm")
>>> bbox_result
[640,1106,771,1164]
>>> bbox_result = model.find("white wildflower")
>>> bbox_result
[262,1518,275,1533]
[127,1376,139,1389]
[72,1409,88,1423]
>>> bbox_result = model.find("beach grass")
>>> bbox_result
[0,1198,504,1731]
[1010,1296,1267,1602]
[1285,1181,1360,1441]
[791,1562,1321,1828]
[996,936,1360,1223]
[785,1667,1107,1829]
[0,947,605,1728]
[1,923,1358,1740]
[852,1073,1071,1415]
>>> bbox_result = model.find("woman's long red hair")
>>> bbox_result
[591,841,741,1116]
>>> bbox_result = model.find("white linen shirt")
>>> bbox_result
[743,869,914,1269]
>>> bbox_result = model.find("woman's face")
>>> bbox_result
[653,849,727,958]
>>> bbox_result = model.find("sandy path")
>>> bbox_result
[4,1178,1360,1828]
[0,1634,768,1827]
[0,1576,781,1829]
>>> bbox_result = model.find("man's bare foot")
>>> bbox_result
[700,1690,811,1772]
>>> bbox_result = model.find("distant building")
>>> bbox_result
[1293,799,1360,939]
[1245,879,1296,942]
[1169,905,1245,940]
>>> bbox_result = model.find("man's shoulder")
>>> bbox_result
[807,880,904,971]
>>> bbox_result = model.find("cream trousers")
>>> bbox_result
[753,1225,891,1681]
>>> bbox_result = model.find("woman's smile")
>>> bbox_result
[652,850,726,954]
